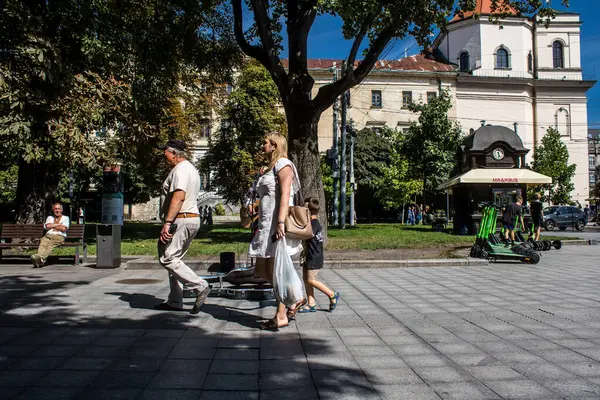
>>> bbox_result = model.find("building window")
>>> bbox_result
[591,156,596,168]
[427,92,437,102]
[371,90,382,107]
[553,41,564,69]
[555,108,570,137]
[495,46,510,69]
[527,52,533,73]
[591,172,597,184]
[200,125,211,138]
[459,51,470,72]
[226,84,233,94]
[402,91,412,108]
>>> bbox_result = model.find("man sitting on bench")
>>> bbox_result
[31,202,70,268]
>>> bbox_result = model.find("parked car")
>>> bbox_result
[543,205,587,231]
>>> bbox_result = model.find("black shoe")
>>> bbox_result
[191,287,211,314]
[153,302,184,311]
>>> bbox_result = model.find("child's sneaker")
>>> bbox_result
[329,292,340,311]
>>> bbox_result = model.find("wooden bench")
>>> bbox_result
[0,224,88,265]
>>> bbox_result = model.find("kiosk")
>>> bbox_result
[439,125,551,234]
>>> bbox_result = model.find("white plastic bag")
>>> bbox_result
[273,238,303,307]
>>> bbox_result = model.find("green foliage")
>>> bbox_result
[0,165,18,204]
[0,0,241,219]
[593,165,600,201]
[214,203,226,216]
[353,127,393,188]
[402,90,462,196]
[200,61,287,204]
[529,127,576,205]
[374,131,423,210]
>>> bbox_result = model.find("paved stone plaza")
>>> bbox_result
[2,246,600,399]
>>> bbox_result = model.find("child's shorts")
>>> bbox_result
[303,268,321,280]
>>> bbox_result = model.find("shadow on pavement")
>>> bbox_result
[0,272,375,399]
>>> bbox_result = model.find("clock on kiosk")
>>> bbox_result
[492,147,505,161]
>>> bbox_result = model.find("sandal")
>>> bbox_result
[286,298,307,320]
[329,292,340,311]
[297,305,317,313]
[260,317,289,331]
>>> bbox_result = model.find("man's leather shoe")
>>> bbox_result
[153,302,184,311]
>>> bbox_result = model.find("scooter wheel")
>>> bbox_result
[529,252,540,264]
[553,240,562,250]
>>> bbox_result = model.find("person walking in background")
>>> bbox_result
[529,193,544,241]
[415,204,422,225]
[31,202,70,268]
[502,196,524,247]
[248,132,306,331]
[297,198,340,314]
[154,139,210,314]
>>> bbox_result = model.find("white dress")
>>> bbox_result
[248,158,303,258]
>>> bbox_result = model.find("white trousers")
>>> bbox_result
[158,217,208,308]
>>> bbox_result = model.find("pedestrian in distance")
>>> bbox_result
[529,193,544,241]
[154,139,210,314]
[248,132,306,331]
[31,202,70,268]
[502,196,525,247]
[297,197,340,314]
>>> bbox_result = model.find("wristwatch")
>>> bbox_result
[165,220,173,224]
[277,220,285,225]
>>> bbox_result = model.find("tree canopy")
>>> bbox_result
[200,61,287,204]
[0,0,241,221]
[402,90,462,201]
[529,127,576,205]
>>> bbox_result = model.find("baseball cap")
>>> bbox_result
[157,139,187,152]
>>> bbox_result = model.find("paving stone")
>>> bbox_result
[13,387,80,400]
[90,370,155,388]
[465,365,524,381]
[354,355,407,369]
[108,358,164,371]
[209,359,258,374]
[214,348,259,360]
[59,357,115,371]
[431,381,502,399]
[202,373,258,390]
[374,383,442,400]
[484,379,560,399]
[7,356,67,370]
[259,387,318,400]
[363,368,424,385]
[412,366,473,383]
[74,388,142,400]
[560,362,600,377]
[0,370,47,387]
[198,391,259,400]
[34,370,101,387]
[539,378,600,398]
[138,389,201,400]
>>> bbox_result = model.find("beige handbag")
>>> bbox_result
[285,205,313,240]
[273,165,314,240]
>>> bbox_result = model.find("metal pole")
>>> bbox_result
[340,81,348,229]
[349,119,355,226]
[331,64,340,226]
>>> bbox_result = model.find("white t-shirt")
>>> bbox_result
[161,160,200,217]
[44,215,70,237]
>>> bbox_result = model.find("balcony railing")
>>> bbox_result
[466,69,595,81]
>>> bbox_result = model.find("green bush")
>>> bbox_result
[214,203,226,216]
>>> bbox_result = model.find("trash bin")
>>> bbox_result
[96,224,121,268]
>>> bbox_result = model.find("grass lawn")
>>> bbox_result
[4,222,578,258]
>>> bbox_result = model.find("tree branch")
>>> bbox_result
[232,0,267,64]
[287,1,317,93]
[312,26,396,113]
[346,16,372,74]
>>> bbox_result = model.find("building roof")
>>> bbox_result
[461,125,529,154]
[450,0,518,23]
[282,54,455,73]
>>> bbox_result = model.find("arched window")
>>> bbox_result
[495,46,510,69]
[527,52,533,73]
[553,41,564,69]
[555,108,570,137]
[459,51,470,72]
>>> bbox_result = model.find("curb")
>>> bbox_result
[123,257,489,270]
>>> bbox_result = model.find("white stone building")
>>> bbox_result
[306,1,595,205]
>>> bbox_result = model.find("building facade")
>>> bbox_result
[306,3,595,206]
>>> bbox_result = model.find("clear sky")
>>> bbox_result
[279,1,600,129]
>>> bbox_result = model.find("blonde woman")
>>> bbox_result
[249,132,306,330]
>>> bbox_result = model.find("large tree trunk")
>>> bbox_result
[15,159,54,224]
[286,106,328,233]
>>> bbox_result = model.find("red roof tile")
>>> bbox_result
[282,54,455,73]
[451,0,518,23]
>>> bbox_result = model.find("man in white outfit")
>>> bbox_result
[31,202,70,268]
[155,139,210,314]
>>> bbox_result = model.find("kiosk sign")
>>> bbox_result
[493,177,519,183]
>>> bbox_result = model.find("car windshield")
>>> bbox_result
[544,206,559,214]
